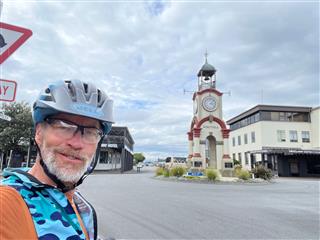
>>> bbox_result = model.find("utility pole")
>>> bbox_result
[0,1,3,18]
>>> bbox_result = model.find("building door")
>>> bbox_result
[289,160,299,176]
[206,136,217,168]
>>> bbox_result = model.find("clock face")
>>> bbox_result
[202,96,217,112]
[193,98,198,114]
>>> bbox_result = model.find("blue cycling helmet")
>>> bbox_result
[33,79,114,135]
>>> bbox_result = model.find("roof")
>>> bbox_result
[197,62,216,77]
[227,105,312,125]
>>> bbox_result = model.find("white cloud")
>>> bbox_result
[0,1,318,160]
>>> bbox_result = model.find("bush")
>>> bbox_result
[252,165,273,180]
[205,168,219,181]
[170,166,186,177]
[155,167,164,176]
[236,169,251,180]
[233,164,242,176]
[163,168,171,177]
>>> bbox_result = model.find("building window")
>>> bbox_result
[238,136,241,145]
[292,112,310,122]
[116,153,121,164]
[277,130,286,142]
[270,112,279,121]
[301,131,310,143]
[261,111,310,122]
[245,152,249,165]
[225,162,233,168]
[99,151,108,163]
[232,153,236,161]
[244,134,248,144]
[238,153,242,163]
[289,130,298,142]
[254,113,260,122]
[251,131,256,143]
[279,112,286,121]
[232,137,235,147]
[264,154,268,161]
[229,112,260,131]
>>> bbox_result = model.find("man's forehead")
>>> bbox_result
[52,113,100,127]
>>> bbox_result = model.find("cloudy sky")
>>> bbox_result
[0,0,318,160]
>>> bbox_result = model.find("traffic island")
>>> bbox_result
[153,175,274,184]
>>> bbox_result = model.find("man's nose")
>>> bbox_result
[67,129,85,149]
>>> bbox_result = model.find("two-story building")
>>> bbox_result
[88,126,134,172]
[227,105,320,177]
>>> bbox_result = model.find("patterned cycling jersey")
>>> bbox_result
[1,168,97,240]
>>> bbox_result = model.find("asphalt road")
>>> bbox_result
[79,167,320,240]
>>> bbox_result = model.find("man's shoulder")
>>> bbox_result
[0,185,24,204]
[0,186,38,239]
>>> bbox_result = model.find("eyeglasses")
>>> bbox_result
[45,118,103,144]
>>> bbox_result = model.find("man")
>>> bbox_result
[0,79,113,240]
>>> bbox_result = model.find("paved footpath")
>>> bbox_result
[79,167,320,240]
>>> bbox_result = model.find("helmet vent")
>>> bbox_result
[83,83,89,94]
[67,82,77,101]
[97,89,101,104]
[40,95,54,102]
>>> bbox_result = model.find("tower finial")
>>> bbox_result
[204,49,208,63]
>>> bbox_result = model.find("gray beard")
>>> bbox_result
[41,147,92,183]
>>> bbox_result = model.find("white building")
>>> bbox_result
[227,105,320,177]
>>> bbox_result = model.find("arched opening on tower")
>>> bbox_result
[205,136,217,168]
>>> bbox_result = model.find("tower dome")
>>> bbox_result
[197,59,216,77]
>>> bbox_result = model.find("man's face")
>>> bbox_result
[35,113,101,183]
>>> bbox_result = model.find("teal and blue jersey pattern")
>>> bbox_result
[1,168,96,240]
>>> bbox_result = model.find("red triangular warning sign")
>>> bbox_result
[0,22,32,64]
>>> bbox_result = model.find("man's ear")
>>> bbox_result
[34,124,44,146]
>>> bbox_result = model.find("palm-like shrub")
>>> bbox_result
[205,168,219,181]
[234,164,242,176]
[170,166,186,177]
[237,169,251,180]
[155,167,164,176]
[163,168,171,177]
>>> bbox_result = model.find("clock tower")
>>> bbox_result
[188,54,233,172]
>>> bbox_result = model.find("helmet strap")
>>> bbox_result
[75,136,104,187]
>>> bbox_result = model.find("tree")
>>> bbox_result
[0,102,33,155]
[133,153,145,165]
[233,159,241,166]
